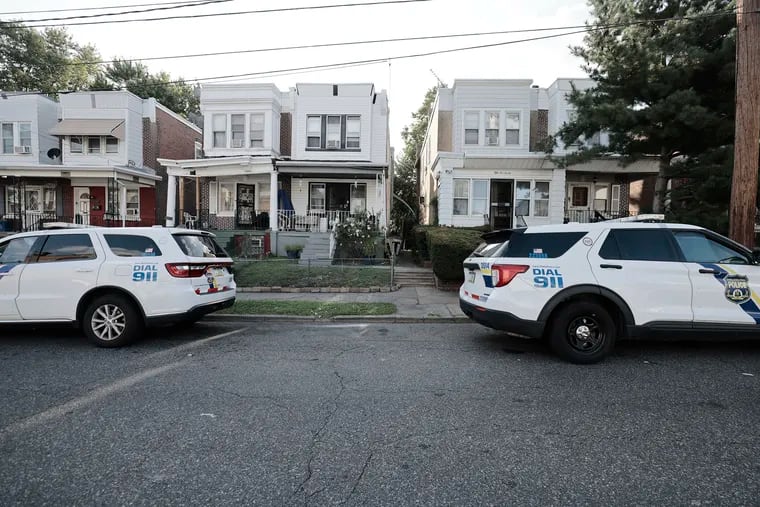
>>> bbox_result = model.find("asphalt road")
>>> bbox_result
[1,321,760,506]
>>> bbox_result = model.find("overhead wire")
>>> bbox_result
[5,0,434,28]
[0,0,217,16]
[0,1,232,23]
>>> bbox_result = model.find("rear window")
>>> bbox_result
[172,234,228,258]
[504,231,586,258]
[104,234,162,257]
[472,241,508,258]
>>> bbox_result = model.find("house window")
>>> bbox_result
[212,114,226,148]
[346,115,360,149]
[126,189,139,218]
[453,179,469,215]
[485,112,499,146]
[231,114,245,148]
[505,113,520,145]
[307,116,321,148]
[70,136,83,153]
[571,186,589,207]
[218,182,234,214]
[326,115,341,149]
[350,183,366,213]
[19,122,31,148]
[5,186,20,214]
[1,123,12,154]
[194,141,202,159]
[611,184,621,212]
[515,181,531,216]
[87,136,101,154]
[464,112,479,145]
[594,185,608,211]
[250,113,264,148]
[534,182,550,217]
[309,183,326,212]
[25,187,42,212]
[105,137,118,153]
[472,180,488,215]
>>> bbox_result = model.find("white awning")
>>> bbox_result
[49,119,126,139]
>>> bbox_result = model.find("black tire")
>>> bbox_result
[548,301,616,364]
[82,294,143,347]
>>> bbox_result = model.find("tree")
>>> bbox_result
[93,59,199,117]
[392,85,440,241]
[0,23,100,94]
[554,0,736,222]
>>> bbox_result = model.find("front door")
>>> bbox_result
[567,183,592,222]
[74,187,91,225]
[236,184,255,227]
[489,180,513,230]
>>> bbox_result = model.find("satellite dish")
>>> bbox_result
[47,147,61,159]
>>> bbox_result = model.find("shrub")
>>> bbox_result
[427,228,483,281]
[334,211,379,258]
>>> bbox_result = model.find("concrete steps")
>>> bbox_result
[299,233,332,267]
[393,270,436,287]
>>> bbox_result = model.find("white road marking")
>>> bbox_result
[0,327,246,439]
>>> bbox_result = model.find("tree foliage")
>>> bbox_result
[92,59,199,117]
[554,0,736,224]
[392,85,440,240]
[0,23,101,94]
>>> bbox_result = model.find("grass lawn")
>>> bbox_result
[220,300,396,317]
[232,258,391,287]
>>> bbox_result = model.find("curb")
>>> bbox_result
[204,314,471,324]
[237,286,400,293]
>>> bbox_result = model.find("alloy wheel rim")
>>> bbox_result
[566,315,604,353]
[91,304,126,341]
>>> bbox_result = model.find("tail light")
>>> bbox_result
[491,264,529,287]
[165,263,208,278]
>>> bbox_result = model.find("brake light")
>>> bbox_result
[491,264,529,287]
[165,263,208,278]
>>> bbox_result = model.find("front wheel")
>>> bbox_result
[82,294,143,347]
[548,301,616,364]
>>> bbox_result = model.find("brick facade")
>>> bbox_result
[529,109,549,152]
[280,112,292,156]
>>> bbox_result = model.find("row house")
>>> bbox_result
[0,90,200,233]
[159,82,391,256]
[418,79,657,228]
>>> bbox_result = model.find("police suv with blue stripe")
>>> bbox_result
[460,219,760,364]
[0,226,236,347]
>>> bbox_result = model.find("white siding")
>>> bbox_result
[0,95,59,166]
[289,178,380,215]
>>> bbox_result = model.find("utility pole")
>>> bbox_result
[729,0,760,247]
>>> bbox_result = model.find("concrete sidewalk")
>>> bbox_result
[218,286,469,323]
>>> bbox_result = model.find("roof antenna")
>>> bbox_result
[430,69,445,88]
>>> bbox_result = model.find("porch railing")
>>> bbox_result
[278,210,381,232]
[177,209,382,232]
[564,210,633,223]
[0,213,157,233]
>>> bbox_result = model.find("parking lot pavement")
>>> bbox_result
[2,321,760,505]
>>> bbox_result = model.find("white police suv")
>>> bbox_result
[460,221,760,364]
[0,226,236,347]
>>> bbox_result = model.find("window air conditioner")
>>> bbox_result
[326,140,340,149]
[15,145,32,154]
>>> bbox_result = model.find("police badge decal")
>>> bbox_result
[724,274,751,304]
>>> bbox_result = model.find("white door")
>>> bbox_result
[0,236,38,320]
[74,187,91,225]
[588,228,693,325]
[672,229,760,326]
[16,232,103,320]
[567,183,592,222]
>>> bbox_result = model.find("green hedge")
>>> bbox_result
[427,227,484,281]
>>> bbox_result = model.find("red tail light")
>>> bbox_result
[165,263,208,278]
[491,264,529,287]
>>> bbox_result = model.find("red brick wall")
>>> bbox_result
[280,112,292,156]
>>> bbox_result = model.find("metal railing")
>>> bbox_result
[564,210,633,223]
[278,210,382,232]
[0,213,157,232]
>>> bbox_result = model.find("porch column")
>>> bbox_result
[269,169,278,232]
[165,174,177,227]
[119,184,127,227]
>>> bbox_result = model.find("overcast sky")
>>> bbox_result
[3,0,593,152]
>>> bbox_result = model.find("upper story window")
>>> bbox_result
[485,112,499,146]
[464,112,479,145]
[305,114,361,151]
[1,121,33,154]
[69,135,119,155]
[250,114,264,148]
[71,136,83,153]
[87,136,101,154]
[213,114,226,148]
[231,114,245,148]
[505,113,520,145]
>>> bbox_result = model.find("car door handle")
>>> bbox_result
[600,264,622,269]
[699,268,719,274]
[75,268,94,273]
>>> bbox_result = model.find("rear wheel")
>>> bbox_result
[82,294,143,347]
[549,301,616,364]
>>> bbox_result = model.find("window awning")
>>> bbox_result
[49,119,125,139]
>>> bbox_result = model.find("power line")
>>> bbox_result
[0,0,215,16]
[63,9,738,67]
[1,0,232,23]
[7,0,433,28]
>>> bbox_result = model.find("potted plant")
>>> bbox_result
[285,244,303,259]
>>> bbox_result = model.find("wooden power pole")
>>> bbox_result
[729,0,760,247]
